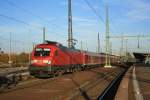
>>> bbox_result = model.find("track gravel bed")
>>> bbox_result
[0,66,124,100]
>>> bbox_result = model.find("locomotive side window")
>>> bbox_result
[34,48,50,57]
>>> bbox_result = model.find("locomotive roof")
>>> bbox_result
[38,40,119,57]
[39,40,81,52]
[37,40,62,46]
[44,40,62,45]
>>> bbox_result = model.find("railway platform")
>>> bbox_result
[115,64,150,100]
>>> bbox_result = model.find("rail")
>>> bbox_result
[67,68,123,100]
[0,67,30,92]
[97,67,128,100]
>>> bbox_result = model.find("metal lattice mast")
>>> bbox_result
[105,5,108,66]
[120,34,124,56]
[137,35,140,48]
[105,4,111,67]
[125,39,128,58]
[9,32,12,67]
[98,33,100,53]
[68,0,73,48]
[43,27,45,43]
[81,41,83,51]
[109,42,112,64]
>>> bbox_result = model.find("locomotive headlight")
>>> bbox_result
[43,60,49,63]
[48,60,51,64]
[31,60,38,63]
[43,60,51,64]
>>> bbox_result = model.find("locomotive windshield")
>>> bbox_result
[34,48,51,57]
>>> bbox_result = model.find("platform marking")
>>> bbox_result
[132,66,144,100]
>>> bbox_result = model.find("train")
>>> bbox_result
[29,41,120,77]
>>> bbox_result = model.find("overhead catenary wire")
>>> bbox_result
[3,0,67,31]
[3,0,54,24]
[1,0,69,39]
[83,0,117,34]
[99,0,117,33]
[2,0,104,39]
[83,0,105,24]
[0,14,42,30]
[0,14,67,39]
[1,0,111,44]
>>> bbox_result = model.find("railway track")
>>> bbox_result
[67,70,119,100]
[67,66,128,100]
[98,66,128,100]
[0,77,56,93]
[0,67,30,92]
[0,66,128,100]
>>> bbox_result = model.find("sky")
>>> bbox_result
[0,0,150,54]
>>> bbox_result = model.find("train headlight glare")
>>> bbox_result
[43,60,51,64]
[31,60,37,63]
[43,60,49,63]
[48,61,51,64]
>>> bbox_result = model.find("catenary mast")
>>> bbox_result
[68,0,74,48]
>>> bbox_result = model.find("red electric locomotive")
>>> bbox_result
[29,41,104,77]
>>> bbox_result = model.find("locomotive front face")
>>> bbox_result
[31,47,52,66]
[29,44,57,77]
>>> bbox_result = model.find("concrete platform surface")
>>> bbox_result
[115,64,150,100]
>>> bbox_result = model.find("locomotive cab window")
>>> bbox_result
[34,48,51,57]
[34,48,42,56]
[43,48,51,56]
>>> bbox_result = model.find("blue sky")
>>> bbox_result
[0,0,150,54]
